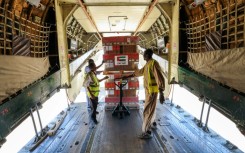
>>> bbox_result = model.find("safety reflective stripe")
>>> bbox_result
[148,60,158,93]
[87,72,100,97]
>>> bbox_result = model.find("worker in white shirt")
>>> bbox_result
[84,59,104,110]
[83,62,109,124]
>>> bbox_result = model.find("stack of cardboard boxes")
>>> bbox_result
[102,36,140,109]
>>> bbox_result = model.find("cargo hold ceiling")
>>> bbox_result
[87,5,147,32]
[68,0,163,33]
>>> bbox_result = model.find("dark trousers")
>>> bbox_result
[90,97,98,121]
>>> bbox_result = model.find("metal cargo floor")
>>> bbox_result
[18,102,243,153]
[90,108,161,153]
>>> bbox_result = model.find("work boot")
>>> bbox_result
[94,119,98,124]
[92,117,98,124]
[138,131,152,139]
[151,122,157,130]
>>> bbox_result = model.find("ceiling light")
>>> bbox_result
[113,12,122,14]
[108,16,128,32]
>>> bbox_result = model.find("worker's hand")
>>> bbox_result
[122,74,134,80]
[102,60,105,64]
[159,93,165,104]
[121,76,128,80]
[132,63,138,70]
[104,76,109,79]
[90,94,95,99]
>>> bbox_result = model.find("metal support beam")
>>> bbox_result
[156,4,172,26]
[170,84,174,106]
[167,0,179,84]
[30,104,46,139]
[30,108,39,138]
[29,105,48,151]
[55,0,73,87]
[197,96,205,127]
[203,98,212,132]
[78,0,102,39]
[35,105,44,134]
[133,0,158,36]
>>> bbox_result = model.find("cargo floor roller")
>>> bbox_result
[112,78,130,118]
